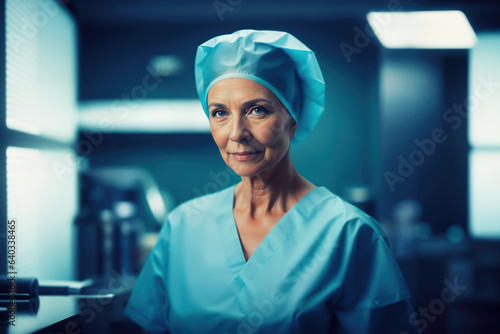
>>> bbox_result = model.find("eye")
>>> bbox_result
[250,106,267,116]
[212,109,227,118]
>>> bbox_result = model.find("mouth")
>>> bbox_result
[230,151,262,161]
[232,151,259,155]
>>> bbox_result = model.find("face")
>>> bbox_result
[207,78,297,177]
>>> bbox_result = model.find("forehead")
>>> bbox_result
[207,78,278,102]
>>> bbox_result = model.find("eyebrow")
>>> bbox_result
[208,98,273,110]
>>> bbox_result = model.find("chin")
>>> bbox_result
[229,164,262,177]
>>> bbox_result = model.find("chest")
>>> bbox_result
[166,209,340,333]
[233,210,284,261]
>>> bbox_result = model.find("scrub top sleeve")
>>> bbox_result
[334,219,411,311]
[124,218,171,334]
[333,299,420,334]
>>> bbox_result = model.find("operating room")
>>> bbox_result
[0,0,499,333]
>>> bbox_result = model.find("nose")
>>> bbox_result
[229,114,251,143]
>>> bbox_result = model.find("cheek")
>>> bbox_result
[256,118,288,145]
[210,124,228,148]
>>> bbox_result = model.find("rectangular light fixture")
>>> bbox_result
[468,32,500,148]
[78,99,210,133]
[367,10,477,49]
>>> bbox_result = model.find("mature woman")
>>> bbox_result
[125,29,417,334]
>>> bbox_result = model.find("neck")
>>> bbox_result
[235,150,304,215]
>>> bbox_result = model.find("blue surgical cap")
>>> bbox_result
[194,29,325,143]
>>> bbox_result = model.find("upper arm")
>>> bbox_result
[334,299,420,334]
[124,217,172,333]
[335,224,411,310]
[330,217,414,332]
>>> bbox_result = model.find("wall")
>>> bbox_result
[378,49,469,232]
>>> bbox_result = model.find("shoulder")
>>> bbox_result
[315,186,389,246]
[166,184,235,221]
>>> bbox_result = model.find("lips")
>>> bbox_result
[232,151,258,156]
[230,151,261,161]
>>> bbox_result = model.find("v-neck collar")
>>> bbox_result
[216,184,327,291]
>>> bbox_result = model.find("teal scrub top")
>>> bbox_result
[124,185,415,333]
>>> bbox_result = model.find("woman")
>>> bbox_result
[125,29,417,333]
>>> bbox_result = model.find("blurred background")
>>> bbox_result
[0,0,499,333]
